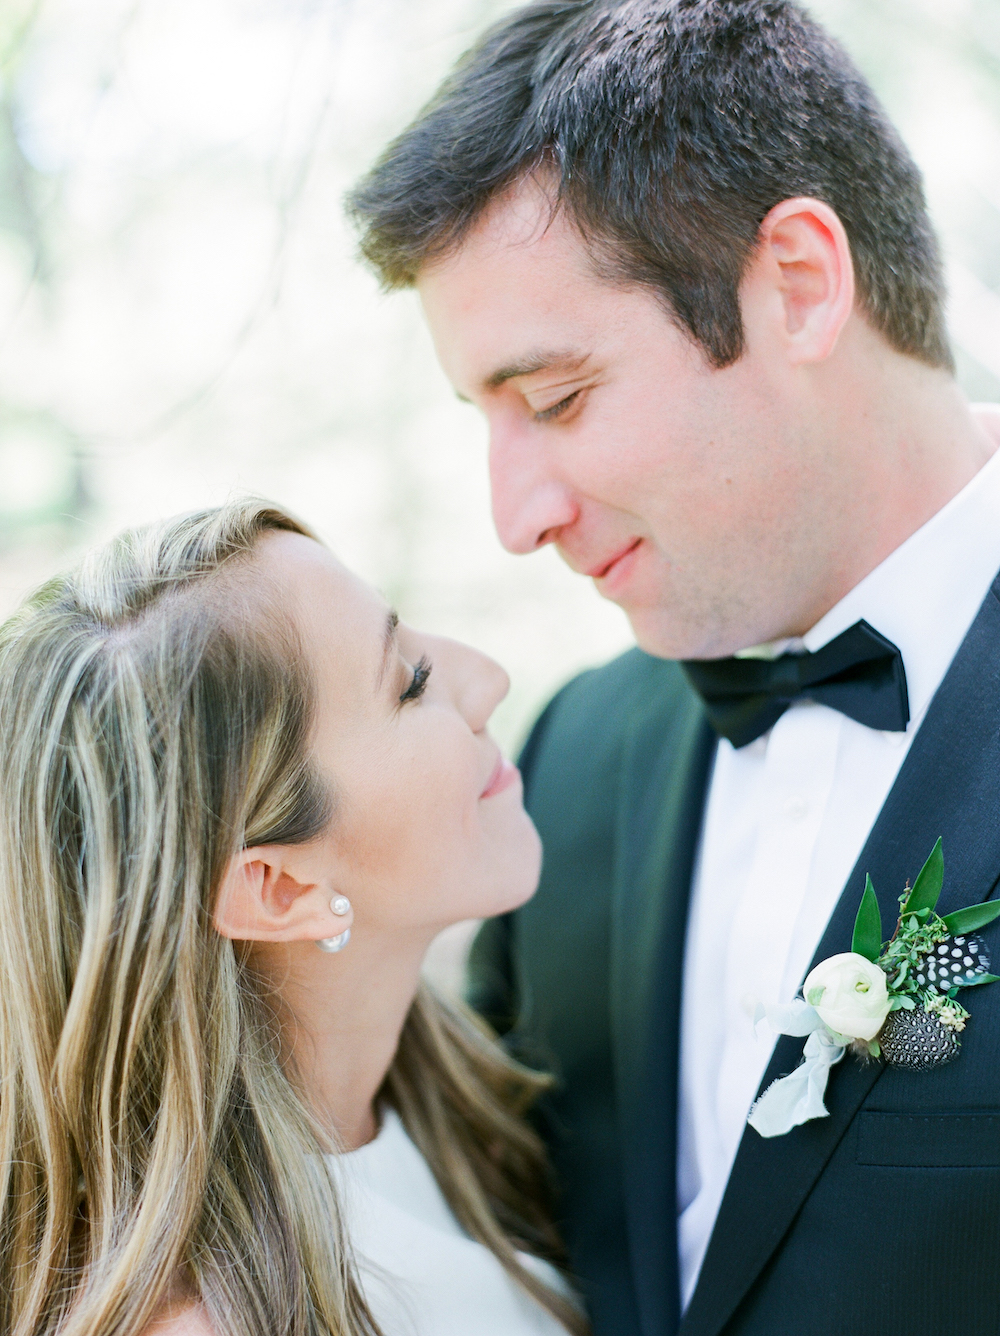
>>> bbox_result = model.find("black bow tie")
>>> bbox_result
[681,619,910,749]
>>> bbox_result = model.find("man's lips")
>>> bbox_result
[586,538,642,581]
[480,755,520,799]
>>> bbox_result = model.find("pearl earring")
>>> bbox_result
[316,929,350,953]
[316,895,352,953]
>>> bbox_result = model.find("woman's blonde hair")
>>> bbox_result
[0,500,584,1336]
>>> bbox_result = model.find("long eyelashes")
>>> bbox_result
[533,389,582,423]
[399,656,432,704]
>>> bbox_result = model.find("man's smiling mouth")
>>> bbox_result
[587,539,642,581]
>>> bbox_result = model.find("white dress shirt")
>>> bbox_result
[332,1109,574,1336]
[677,444,1000,1308]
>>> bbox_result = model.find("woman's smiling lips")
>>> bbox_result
[480,754,521,799]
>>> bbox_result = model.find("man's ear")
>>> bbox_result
[213,846,350,943]
[747,196,855,364]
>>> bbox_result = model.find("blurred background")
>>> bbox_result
[1,0,998,985]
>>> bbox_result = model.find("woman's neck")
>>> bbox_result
[252,927,436,1150]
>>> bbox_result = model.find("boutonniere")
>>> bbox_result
[749,839,1000,1138]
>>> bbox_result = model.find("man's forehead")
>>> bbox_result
[417,206,612,391]
[419,185,596,303]
[474,172,564,249]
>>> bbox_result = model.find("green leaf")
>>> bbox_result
[941,901,1000,935]
[955,972,1000,989]
[903,838,944,916]
[867,1040,881,1059]
[852,876,883,962]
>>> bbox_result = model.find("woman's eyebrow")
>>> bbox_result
[375,609,400,691]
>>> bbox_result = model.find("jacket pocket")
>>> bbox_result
[857,1111,1000,1166]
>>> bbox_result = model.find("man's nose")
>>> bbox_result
[488,428,578,555]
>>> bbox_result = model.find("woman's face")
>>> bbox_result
[257,531,542,936]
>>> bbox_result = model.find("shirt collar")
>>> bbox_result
[798,446,1000,722]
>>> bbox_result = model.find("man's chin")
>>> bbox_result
[624,603,731,663]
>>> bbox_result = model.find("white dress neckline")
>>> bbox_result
[330,1108,573,1336]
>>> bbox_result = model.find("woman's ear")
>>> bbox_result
[213,846,352,943]
[744,195,856,364]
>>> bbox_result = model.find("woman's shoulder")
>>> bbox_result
[141,1302,217,1336]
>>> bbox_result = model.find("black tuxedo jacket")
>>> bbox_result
[468,572,1000,1336]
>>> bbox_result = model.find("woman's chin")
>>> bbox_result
[422,813,543,927]
[483,818,543,917]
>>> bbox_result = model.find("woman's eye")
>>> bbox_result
[533,389,582,423]
[399,656,432,704]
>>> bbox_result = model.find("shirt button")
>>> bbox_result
[785,797,808,821]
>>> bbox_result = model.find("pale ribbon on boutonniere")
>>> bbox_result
[749,839,1000,1138]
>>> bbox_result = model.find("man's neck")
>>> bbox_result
[777,339,1000,641]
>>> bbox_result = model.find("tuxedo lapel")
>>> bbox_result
[611,682,715,1336]
[680,575,1000,1336]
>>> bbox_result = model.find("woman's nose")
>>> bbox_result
[437,637,510,733]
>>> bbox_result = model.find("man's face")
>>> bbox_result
[418,180,835,659]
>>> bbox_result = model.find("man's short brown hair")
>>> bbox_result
[347,0,952,371]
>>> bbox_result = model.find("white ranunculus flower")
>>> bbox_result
[803,952,891,1041]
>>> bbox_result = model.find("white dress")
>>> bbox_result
[330,1109,573,1336]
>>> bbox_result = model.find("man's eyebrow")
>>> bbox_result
[376,609,399,691]
[482,349,588,391]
